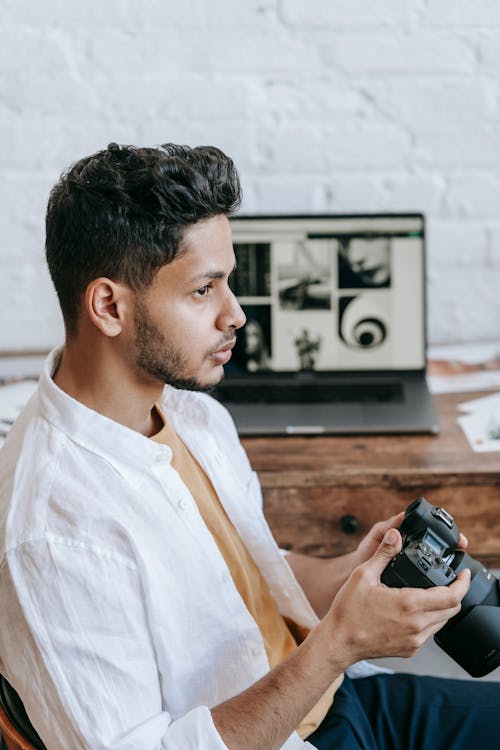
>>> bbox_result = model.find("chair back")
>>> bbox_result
[0,678,45,750]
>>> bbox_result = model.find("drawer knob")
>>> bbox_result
[340,514,359,534]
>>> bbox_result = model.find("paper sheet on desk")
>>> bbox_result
[426,341,500,394]
[427,367,500,395]
[0,380,38,447]
[457,392,500,452]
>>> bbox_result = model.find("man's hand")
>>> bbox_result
[286,506,468,620]
[354,510,469,567]
[286,511,408,617]
[353,511,405,566]
[320,527,471,667]
[213,510,471,750]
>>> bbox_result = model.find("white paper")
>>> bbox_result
[458,391,500,414]
[427,341,500,364]
[0,380,38,447]
[456,391,500,452]
[0,355,44,381]
[426,340,500,395]
[427,370,500,395]
[458,411,500,452]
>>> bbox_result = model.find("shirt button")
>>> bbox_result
[251,646,261,657]
[221,570,231,583]
[178,498,189,510]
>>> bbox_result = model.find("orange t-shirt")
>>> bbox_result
[152,408,341,738]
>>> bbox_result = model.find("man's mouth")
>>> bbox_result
[210,338,236,365]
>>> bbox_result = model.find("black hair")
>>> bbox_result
[45,142,242,335]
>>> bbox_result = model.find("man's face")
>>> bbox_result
[132,215,246,391]
[345,239,390,286]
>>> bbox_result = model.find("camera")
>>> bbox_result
[381,497,500,677]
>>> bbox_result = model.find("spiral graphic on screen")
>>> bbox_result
[339,296,388,349]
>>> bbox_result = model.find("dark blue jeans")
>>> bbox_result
[307,673,499,750]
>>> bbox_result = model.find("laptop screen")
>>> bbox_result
[228,214,426,375]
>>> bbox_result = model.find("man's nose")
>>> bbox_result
[219,289,246,331]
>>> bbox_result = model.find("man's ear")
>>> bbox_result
[84,278,132,337]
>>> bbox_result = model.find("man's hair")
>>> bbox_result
[45,142,242,335]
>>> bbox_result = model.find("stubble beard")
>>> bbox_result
[133,299,219,393]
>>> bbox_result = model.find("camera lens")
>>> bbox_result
[451,551,499,614]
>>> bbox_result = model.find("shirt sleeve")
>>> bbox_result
[1,536,231,750]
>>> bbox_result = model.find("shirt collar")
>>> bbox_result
[38,347,211,487]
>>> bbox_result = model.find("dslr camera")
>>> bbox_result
[381,497,500,677]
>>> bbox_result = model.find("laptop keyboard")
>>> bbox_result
[215,380,404,405]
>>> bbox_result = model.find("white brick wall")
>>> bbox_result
[0,0,499,350]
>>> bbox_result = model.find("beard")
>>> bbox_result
[133,297,224,392]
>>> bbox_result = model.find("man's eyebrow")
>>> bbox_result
[189,262,237,284]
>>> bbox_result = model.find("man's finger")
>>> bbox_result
[409,568,471,612]
[370,528,403,576]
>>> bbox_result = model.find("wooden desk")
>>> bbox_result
[242,391,500,567]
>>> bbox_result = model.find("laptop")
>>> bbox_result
[213,213,439,436]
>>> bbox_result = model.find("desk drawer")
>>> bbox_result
[262,482,500,567]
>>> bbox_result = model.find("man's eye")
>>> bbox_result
[195,283,213,297]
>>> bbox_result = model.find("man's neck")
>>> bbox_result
[53,339,165,437]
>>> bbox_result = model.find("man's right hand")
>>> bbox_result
[320,526,471,668]
[212,528,471,750]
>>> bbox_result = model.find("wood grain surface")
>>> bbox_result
[242,392,500,565]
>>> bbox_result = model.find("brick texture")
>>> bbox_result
[0,0,499,350]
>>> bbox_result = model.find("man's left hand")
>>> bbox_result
[353,510,468,569]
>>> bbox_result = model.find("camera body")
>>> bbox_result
[381,497,500,677]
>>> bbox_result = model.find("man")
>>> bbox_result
[0,143,497,750]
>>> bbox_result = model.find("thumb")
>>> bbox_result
[369,527,403,576]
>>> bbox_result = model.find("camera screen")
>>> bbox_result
[423,530,446,555]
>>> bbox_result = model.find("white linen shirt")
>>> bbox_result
[0,348,324,750]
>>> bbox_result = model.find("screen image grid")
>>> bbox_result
[230,228,423,374]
